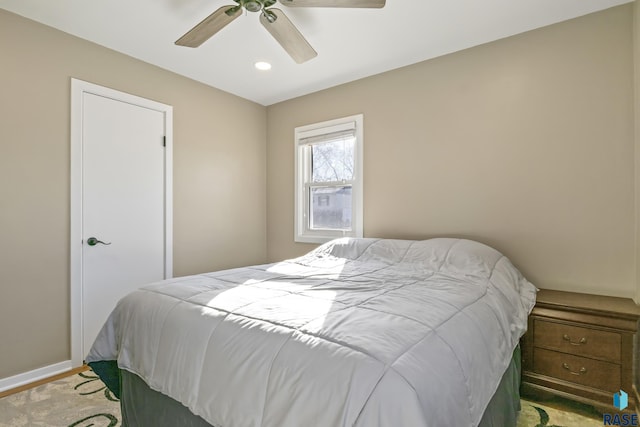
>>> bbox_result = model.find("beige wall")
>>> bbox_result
[0,10,267,378]
[267,5,636,299]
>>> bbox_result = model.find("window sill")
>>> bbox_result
[295,230,361,244]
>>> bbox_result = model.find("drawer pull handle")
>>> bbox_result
[562,363,587,375]
[562,334,587,346]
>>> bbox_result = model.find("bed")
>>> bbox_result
[86,237,537,427]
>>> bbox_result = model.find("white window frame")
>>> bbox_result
[294,114,364,244]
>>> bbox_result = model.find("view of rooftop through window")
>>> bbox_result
[309,136,355,230]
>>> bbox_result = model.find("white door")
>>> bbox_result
[70,79,173,366]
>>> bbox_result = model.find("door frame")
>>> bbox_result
[70,78,173,367]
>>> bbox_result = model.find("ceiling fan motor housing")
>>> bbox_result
[244,1,262,12]
[238,0,276,12]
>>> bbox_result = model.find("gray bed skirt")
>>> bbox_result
[110,345,521,427]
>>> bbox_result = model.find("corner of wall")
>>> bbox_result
[634,0,640,305]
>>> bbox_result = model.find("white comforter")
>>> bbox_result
[86,238,537,427]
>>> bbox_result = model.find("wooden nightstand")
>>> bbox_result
[521,289,640,414]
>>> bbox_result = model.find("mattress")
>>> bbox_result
[86,237,537,427]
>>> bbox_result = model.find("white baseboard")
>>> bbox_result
[0,360,72,393]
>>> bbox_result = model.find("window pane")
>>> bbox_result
[311,137,355,182]
[310,186,352,230]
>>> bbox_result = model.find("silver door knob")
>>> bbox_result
[87,237,111,246]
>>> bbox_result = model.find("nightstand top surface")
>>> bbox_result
[536,289,640,318]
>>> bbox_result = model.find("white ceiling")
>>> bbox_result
[0,0,632,105]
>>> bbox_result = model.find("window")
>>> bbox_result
[295,114,363,243]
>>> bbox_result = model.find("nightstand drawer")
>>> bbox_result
[533,348,620,392]
[533,319,621,362]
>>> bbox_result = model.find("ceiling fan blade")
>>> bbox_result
[279,0,385,8]
[175,5,242,47]
[260,9,317,64]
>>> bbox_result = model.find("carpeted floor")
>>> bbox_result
[0,370,607,427]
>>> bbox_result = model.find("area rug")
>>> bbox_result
[517,399,603,427]
[0,370,606,427]
[0,371,120,427]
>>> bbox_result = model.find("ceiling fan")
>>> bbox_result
[175,0,386,64]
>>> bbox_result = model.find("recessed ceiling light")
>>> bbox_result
[255,61,272,71]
